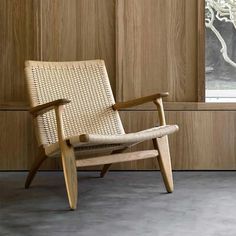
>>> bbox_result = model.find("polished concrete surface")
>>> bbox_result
[1,171,236,236]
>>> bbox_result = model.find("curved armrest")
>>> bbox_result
[30,99,71,117]
[112,92,169,110]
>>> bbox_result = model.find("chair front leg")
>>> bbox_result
[55,106,78,210]
[153,137,174,193]
[60,142,78,210]
[153,97,174,193]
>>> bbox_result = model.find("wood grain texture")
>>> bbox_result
[1,110,236,170]
[116,0,198,102]
[0,0,41,106]
[0,0,116,108]
[119,111,236,170]
[0,111,60,170]
[40,0,77,61]
[41,0,116,91]
[153,137,174,193]
[100,148,128,177]
[118,102,236,111]
[25,146,48,188]
[3,102,236,112]
[76,150,158,167]
[1,0,234,172]
[76,0,116,92]
[113,92,169,110]
[55,106,78,210]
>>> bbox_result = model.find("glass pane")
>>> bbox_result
[205,0,236,102]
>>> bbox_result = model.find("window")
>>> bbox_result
[205,0,236,102]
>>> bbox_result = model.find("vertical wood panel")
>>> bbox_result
[40,0,77,61]
[0,0,116,105]
[40,0,116,92]
[0,0,41,105]
[116,0,198,102]
[76,0,116,92]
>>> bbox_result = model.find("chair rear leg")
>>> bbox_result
[153,136,174,193]
[61,145,78,210]
[100,164,112,177]
[25,147,47,189]
[100,148,128,178]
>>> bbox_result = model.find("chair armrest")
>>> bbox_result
[112,92,169,110]
[30,99,71,117]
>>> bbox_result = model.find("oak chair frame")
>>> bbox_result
[25,61,178,210]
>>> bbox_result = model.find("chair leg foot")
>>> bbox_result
[61,146,78,210]
[100,164,112,178]
[25,148,47,189]
[153,136,174,193]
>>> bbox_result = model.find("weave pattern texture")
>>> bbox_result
[25,60,125,146]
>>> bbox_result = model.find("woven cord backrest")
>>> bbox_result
[25,60,125,146]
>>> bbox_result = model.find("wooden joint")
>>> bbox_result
[66,139,72,147]
[112,92,169,110]
[30,99,71,117]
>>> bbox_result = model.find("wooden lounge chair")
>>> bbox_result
[24,60,179,210]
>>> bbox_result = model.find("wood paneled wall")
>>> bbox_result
[0,0,116,108]
[119,111,236,170]
[0,0,41,105]
[1,0,236,170]
[116,0,198,102]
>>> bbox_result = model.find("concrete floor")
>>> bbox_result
[1,172,236,236]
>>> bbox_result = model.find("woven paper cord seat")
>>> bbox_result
[45,125,178,156]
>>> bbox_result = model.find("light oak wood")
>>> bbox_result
[40,0,77,61]
[0,0,116,110]
[30,99,71,117]
[76,0,116,92]
[4,102,236,112]
[76,150,158,167]
[0,102,29,111]
[153,137,174,193]
[113,93,169,110]
[0,111,60,170]
[100,148,129,177]
[25,146,47,188]
[119,102,236,111]
[154,98,166,126]
[26,98,78,209]
[152,97,173,192]
[24,91,175,209]
[0,0,41,106]
[40,0,116,93]
[0,0,200,109]
[2,0,236,173]
[24,93,174,209]
[55,106,78,210]
[120,110,236,170]
[116,0,198,103]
